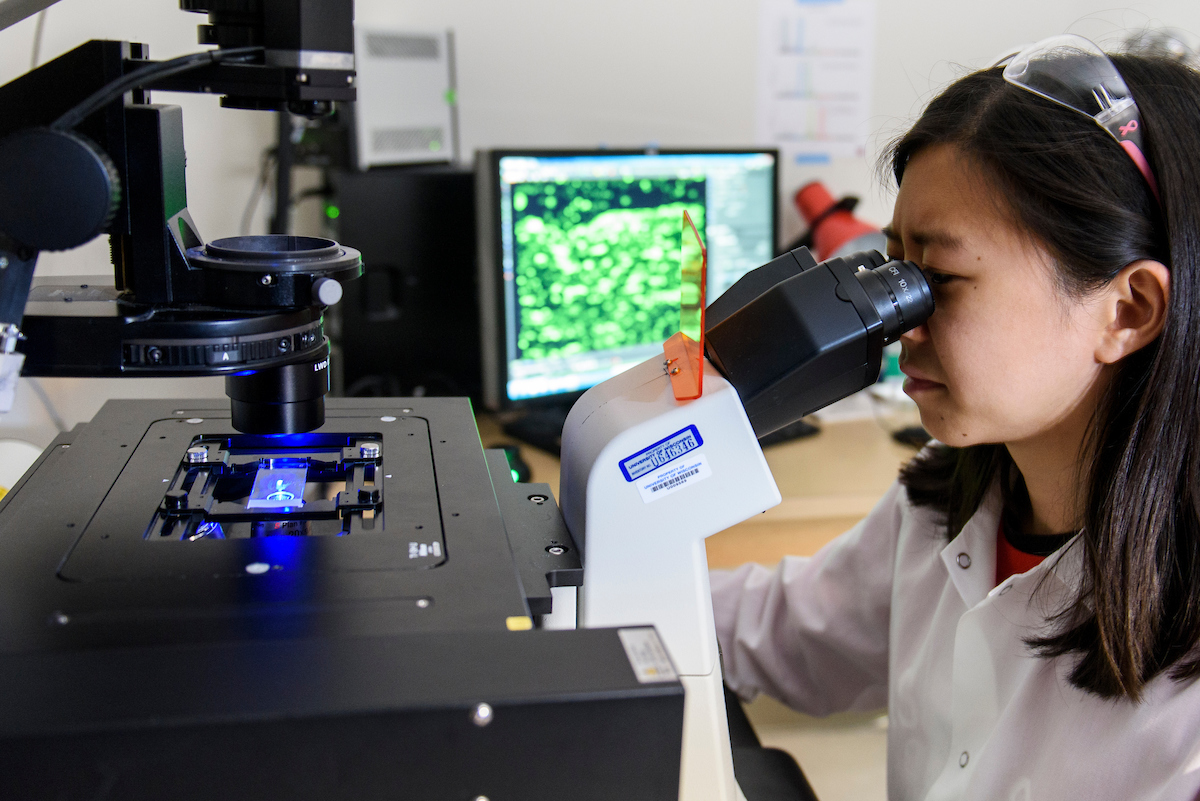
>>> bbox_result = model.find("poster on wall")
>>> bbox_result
[757,0,877,164]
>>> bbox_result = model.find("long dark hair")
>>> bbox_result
[891,55,1200,699]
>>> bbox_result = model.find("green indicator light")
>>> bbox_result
[444,89,457,105]
[324,205,340,219]
[510,469,520,482]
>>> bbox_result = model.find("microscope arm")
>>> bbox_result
[561,357,779,801]
[0,1,359,432]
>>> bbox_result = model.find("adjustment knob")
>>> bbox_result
[313,277,343,306]
[0,128,120,251]
[164,489,189,510]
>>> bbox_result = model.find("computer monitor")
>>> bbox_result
[476,148,778,441]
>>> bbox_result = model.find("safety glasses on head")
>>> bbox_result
[995,34,1160,202]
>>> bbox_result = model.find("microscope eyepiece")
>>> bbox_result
[705,247,934,438]
[852,257,934,344]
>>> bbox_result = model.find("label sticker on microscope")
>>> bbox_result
[619,424,703,482]
[635,453,711,504]
[408,541,443,559]
[618,627,679,683]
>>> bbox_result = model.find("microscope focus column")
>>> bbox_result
[560,355,781,801]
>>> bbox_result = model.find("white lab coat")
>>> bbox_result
[711,480,1200,800]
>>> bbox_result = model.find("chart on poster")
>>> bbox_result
[757,0,877,163]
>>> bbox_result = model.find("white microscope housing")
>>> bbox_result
[559,354,780,801]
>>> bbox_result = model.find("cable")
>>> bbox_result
[291,185,331,204]
[240,148,276,236]
[29,9,47,70]
[51,45,262,132]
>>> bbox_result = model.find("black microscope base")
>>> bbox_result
[0,398,683,800]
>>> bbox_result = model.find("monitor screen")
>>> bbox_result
[478,149,778,409]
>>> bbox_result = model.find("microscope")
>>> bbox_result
[0,2,935,798]
[0,4,687,798]
[562,243,933,800]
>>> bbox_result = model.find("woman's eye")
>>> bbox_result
[925,271,955,286]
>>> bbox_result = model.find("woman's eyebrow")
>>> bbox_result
[881,225,964,250]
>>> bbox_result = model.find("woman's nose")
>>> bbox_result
[900,321,930,344]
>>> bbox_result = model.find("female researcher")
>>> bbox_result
[712,37,1200,800]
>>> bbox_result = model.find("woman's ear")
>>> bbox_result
[1095,260,1170,364]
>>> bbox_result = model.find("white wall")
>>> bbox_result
[364,0,1199,231]
[1,0,1197,446]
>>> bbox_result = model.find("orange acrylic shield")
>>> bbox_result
[663,210,707,401]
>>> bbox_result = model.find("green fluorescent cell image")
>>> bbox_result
[512,177,706,360]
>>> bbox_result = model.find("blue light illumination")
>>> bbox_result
[258,433,328,446]
[246,466,307,510]
[256,532,303,565]
[242,533,310,616]
[192,521,225,540]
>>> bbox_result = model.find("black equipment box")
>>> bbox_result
[331,167,482,400]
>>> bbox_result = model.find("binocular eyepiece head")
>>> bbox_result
[705,247,934,438]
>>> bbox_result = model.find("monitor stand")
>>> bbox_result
[503,405,572,456]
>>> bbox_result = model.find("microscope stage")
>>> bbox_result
[3,398,538,647]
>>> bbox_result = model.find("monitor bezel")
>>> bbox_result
[476,147,780,412]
